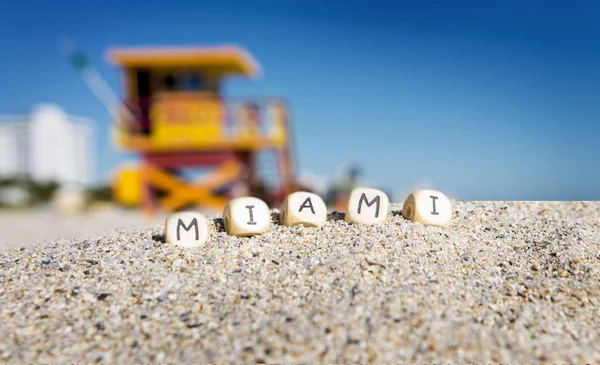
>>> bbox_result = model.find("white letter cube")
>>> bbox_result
[344,187,389,224]
[280,191,327,227]
[164,211,210,248]
[402,189,452,228]
[222,197,271,236]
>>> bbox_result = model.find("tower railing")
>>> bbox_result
[113,95,290,152]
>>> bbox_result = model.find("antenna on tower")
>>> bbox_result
[58,37,133,128]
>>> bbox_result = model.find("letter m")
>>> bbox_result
[358,193,380,217]
[177,218,199,240]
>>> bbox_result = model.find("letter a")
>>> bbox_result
[299,197,316,214]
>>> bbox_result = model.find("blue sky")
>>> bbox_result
[0,0,599,200]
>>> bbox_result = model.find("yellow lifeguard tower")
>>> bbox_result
[106,45,297,214]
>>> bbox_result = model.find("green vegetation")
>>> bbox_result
[0,177,115,209]
[87,184,113,202]
[0,177,59,207]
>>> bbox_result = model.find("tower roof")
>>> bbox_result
[106,45,262,78]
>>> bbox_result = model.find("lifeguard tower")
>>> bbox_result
[106,46,297,214]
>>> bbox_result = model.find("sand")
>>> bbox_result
[0,201,599,362]
[0,206,166,251]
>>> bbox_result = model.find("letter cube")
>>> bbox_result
[280,191,327,227]
[164,211,210,248]
[222,197,271,237]
[402,189,452,228]
[344,187,389,224]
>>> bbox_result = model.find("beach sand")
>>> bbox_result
[0,206,166,252]
[1,201,599,362]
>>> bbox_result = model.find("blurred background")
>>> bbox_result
[0,0,599,249]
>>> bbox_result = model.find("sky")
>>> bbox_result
[0,0,599,200]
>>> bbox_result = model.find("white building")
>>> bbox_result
[0,104,95,187]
